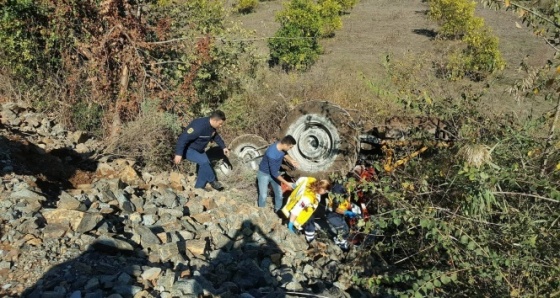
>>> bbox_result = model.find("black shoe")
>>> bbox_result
[209,181,224,191]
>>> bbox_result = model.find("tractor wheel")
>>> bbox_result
[210,134,268,179]
[279,101,359,178]
[228,134,269,172]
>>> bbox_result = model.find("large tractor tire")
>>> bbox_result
[279,101,359,178]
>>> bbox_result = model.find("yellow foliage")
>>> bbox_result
[429,0,478,39]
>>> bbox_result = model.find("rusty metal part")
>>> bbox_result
[363,115,452,141]
[379,140,450,173]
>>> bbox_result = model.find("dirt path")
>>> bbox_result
[313,0,437,76]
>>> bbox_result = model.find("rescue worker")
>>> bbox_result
[173,110,230,191]
[282,177,331,243]
[326,182,357,251]
[257,135,299,212]
[326,165,375,250]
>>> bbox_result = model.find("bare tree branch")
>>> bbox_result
[493,191,559,203]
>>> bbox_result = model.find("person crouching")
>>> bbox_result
[281,177,331,243]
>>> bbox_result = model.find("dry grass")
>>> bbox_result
[458,144,493,168]
[107,102,181,171]
[226,0,555,131]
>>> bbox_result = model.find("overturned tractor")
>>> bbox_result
[215,100,452,179]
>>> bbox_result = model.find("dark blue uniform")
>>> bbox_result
[175,117,226,188]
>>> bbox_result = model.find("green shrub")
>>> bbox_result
[268,0,322,71]
[428,0,505,81]
[71,101,104,135]
[318,0,343,38]
[461,27,505,79]
[237,0,258,14]
[0,1,77,81]
[444,27,505,81]
[429,0,481,39]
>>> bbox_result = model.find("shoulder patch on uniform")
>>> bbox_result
[187,127,194,134]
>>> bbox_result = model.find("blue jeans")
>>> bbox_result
[257,170,282,211]
[186,148,216,189]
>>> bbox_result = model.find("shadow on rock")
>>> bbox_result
[21,239,165,298]
[0,130,98,207]
[193,219,290,298]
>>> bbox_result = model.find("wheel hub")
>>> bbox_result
[297,127,333,161]
[287,114,341,172]
[238,147,260,170]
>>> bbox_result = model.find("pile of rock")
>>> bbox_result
[0,102,368,298]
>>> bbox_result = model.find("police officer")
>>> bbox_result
[173,110,230,191]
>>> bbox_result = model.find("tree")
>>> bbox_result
[0,0,255,140]
[429,0,481,39]
[317,0,343,38]
[428,0,505,80]
[268,0,322,71]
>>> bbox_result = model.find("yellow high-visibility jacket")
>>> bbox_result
[281,177,321,230]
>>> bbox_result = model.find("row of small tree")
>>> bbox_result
[429,0,506,80]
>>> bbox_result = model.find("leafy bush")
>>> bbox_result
[318,0,343,38]
[443,27,505,81]
[0,0,69,80]
[1,0,257,139]
[71,101,104,136]
[345,98,560,297]
[268,0,323,71]
[461,27,506,80]
[428,0,505,81]
[429,0,481,39]
[237,0,259,14]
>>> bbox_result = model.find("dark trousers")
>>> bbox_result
[303,218,316,242]
[326,212,349,239]
[186,148,216,188]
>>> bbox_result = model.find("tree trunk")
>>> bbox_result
[109,64,129,141]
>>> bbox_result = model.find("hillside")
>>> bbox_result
[0,103,363,297]
[229,0,555,122]
[1,0,559,297]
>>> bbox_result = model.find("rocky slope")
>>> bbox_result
[0,102,371,298]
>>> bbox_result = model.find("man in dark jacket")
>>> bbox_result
[173,110,230,191]
[257,135,298,212]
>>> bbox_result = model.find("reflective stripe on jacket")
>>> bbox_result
[281,177,320,230]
